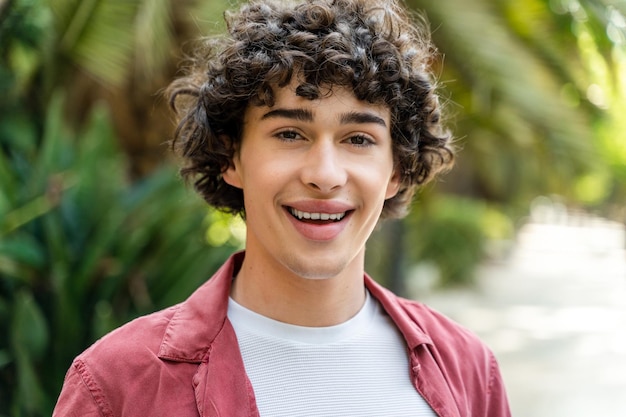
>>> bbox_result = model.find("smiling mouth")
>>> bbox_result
[288,207,348,222]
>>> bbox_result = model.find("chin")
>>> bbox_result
[282,254,353,280]
[291,269,342,280]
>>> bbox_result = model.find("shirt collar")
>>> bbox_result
[157,251,244,362]
[364,274,434,348]
[157,251,431,362]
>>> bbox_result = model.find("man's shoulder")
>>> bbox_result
[58,304,211,416]
[64,305,197,406]
[75,305,180,371]
[367,278,486,351]
[387,294,492,356]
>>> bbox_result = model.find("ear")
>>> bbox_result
[222,137,243,189]
[222,161,243,189]
[385,169,401,200]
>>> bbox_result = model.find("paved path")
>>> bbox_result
[413,213,626,417]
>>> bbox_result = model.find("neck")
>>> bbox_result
[230,251,367,327]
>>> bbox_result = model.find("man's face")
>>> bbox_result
[223,84,400,280]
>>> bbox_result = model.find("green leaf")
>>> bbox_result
[13,349,46,416]
[0,234,45,267]
[0,350,12,369]
[134,0,173,80]
[32,92,74,190]
[53,0,139,87]
[11,291,50,360]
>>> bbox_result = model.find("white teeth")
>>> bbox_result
[290,208,346,221]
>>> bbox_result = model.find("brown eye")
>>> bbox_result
[276,130,302,141]
[347,135,373,147]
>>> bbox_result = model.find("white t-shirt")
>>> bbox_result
[228,291,437,417]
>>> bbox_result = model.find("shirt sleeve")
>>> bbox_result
[52,359,112,417]
[485,352,512,417]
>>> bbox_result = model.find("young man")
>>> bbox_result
[54,0,511,416]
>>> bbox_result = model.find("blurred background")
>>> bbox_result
[0,0,624,415]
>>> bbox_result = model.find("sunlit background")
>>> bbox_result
[1,0,625,415]
[416,197,626,416]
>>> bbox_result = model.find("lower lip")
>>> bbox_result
[285,209,351,241]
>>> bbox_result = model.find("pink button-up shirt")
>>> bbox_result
[53,252,511,417]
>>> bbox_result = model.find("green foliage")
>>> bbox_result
[0,2,244,415]
[409,0,625,214]
[0,95,238,416]
[367,195,514,290]
[405,196,514,287]
[48,0,236,88]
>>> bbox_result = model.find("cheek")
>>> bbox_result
[360,155,398,198]
[238,152,292,191]
[355,167,396,200]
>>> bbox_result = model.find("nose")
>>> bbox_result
[300,140,347,193]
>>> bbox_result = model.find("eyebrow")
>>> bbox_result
[340,111,387,128]
[261,108,387,128]
[261,108,313,122]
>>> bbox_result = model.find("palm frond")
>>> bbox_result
[50,0,138,87]
[134,0,173,81]
[411,0,596,200]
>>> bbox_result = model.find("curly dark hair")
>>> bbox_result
[167,0,453,219]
